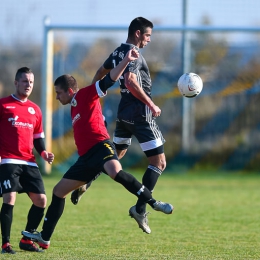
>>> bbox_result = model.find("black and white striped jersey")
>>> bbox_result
[103,43,153,122]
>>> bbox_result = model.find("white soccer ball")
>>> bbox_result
[177,72,203,98]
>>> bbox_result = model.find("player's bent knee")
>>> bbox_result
[160,160,166,171]
[115,148,127,159]
[103,159,123,179]
[148,154,166,171]
[30,193,47,208]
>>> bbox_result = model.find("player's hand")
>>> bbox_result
[127,48,139,61]
[41,151,54,164]
[150,104,161,117]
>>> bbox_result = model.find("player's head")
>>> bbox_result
[127,17,153,48]
[14,67,34,100]
[54,74,79,105]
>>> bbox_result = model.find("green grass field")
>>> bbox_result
[7,171,260,259]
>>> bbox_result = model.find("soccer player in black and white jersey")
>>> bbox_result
[21,48,173,250]
[71,17,169,234]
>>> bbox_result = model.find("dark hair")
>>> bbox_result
[15,67,33,81]
[54,74,78,92]
[128,17,153,38]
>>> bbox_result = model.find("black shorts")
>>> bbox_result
[113,118,165,157]
[63,140,118,182]
[0,164,45,196]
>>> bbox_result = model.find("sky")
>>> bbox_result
[1,0,260,47]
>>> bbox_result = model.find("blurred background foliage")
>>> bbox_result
[1,14,260,173]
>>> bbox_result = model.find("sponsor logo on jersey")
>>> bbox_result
[8,115,33,129]
[72,113,80,125]
[120,88,130,94]
[122,119,134,125]
[6,106,15,109]
[28,107,35,114]
[119,52,124,59]
[112,50,118,56]
[8,116,19,122]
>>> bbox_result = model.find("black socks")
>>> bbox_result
[136,166,162,214]
[0,203,14,245]
[41,194,65,241]
[114,170,156,205]
[25,204,45,233]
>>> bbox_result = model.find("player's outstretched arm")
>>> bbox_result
[98,48,139,93]
[91,66,110,84]
[110,48,139,81]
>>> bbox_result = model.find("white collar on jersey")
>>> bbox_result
[11,94,27,102]
[70,93,77,107]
